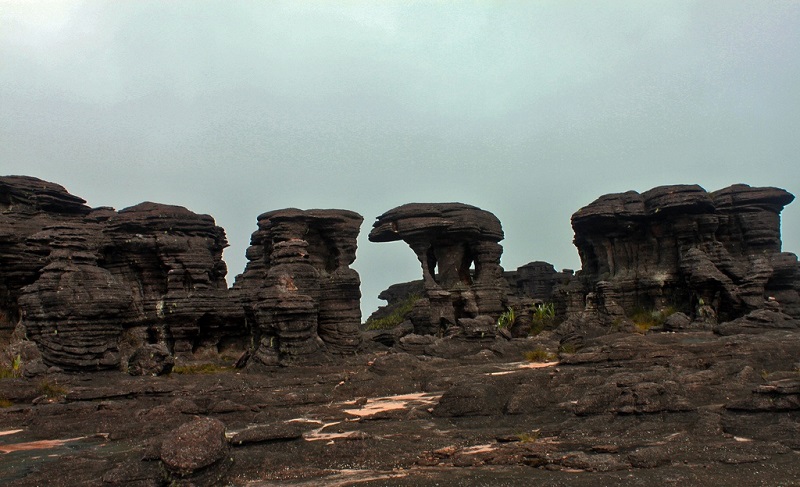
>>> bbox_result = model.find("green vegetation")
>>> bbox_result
[629,306,677,334]
[0,354,22,379]
[524,347,557,363]
[38,380,67,399]
[530,302,556,335]
[496,306,516,330]
[517,429,541,443]
[171,363,233,375]
[558,343,577,354]
[365,294,420,330]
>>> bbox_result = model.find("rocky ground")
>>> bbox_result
[2,330,799,487]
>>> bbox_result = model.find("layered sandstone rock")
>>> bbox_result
[369,203,510,338]
[0,176,92,340]
[1,176,246,370]
[570,184,799,325]
[101,202,245,361]
[234,208,363,365]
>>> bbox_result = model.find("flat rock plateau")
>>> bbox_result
[2,331,800,486]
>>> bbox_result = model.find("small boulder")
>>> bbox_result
[127,344,174,376]
[432,381,506,417]
[662,312,692,331]
[160,417,229,479]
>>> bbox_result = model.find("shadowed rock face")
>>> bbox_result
[571,184,799,322]
[234,208,363,365]
[0,177,92,337]
[1,176,246,370]
[369,203,509,338]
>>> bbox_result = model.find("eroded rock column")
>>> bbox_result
[235,209,363,365]
[369,203,510,338]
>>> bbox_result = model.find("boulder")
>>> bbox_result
[160,417,230,483]
[127,343,174,376]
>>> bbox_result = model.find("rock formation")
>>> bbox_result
[1,176,246,371]
[234,208,363,365]
[0,176,92,341]
[570,184,799,325]
[5,176,798,370]
[369,203,510,338]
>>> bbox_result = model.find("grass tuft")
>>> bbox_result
[524,348,557,363]
[38,380,67,399]
[530,302,556,335]
[0,354,22,379]
[496,307,516,330]
[629,306,677,334]
[517,430,541,443]
[365,294,420,330]
[558,343,577,354]
[171,363,232,375]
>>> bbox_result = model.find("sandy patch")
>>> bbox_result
[303,421,359,442]
[0,429,23,437]
[488,361,558,376]
[246,468,408,486]
[1,437,85,454]
[461,443,496,455]
[343,392,441,418]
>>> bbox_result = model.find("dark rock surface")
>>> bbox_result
[369,203,511,337]
[234,208,363,365]
[570,184,799,331]
[3,329,800,486]
[504,261,574,301]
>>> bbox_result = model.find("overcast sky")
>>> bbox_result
[2,1,799,317]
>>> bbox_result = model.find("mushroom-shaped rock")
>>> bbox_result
[369,203,510,336]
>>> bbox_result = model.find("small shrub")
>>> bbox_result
[532,302,555,321]
[517,429,541,443]
[365,294,420,330]
[524,348,557,363]
[171,363,232,375]
[0,354,22,379]
[0,397,12,408]
[558,343,577,354]
[530,302,556,335]
[38,380,67,399]
[629,306,678,334]
[496,307,516,330]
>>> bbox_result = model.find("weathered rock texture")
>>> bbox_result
[504,261,573,301]
[234,208,363,365]
[1,176,246,370]
[571,184,799,324]
[369,203,510,338]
